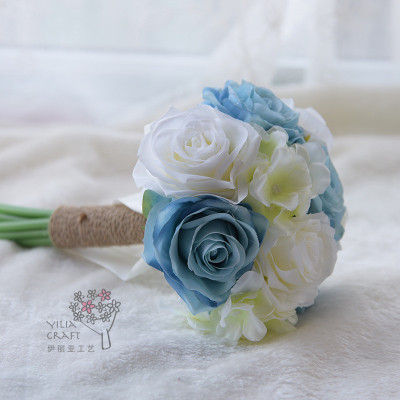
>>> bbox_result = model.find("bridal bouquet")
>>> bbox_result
[0,80,346,343]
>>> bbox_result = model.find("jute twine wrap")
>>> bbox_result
[49,204,146,248]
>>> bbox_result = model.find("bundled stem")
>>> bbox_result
[0,204,53,218]
[0,204,53,247]
[0,203,146,248]
[48,204,146,248]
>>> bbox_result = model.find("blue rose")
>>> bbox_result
[142,191,268,314]
[308,154,346,241]
[203,80,305,145]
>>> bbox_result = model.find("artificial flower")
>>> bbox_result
[249,145,312,215]
[203,80,304,145]
[187,271,297,343]
[297,107,333,150]
[0,78,346,344]
[308,155,346,240]
[256,213,338,312]
[143,192,268,314]
[133,105,261,203]
[294,142,331,198]
[244,127,330,223]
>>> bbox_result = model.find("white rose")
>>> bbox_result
[256,213,338,311]
[133,105,261,203]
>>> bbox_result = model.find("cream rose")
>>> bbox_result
[256,213,338,311]
[133,105,261,203]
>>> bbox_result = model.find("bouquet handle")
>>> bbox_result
[49,204,146,248]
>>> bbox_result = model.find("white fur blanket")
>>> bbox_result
[1,124,399,399]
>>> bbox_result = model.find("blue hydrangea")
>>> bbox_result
[309,153,346,241]
[203,80,305,145]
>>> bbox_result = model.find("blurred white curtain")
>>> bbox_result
[0,0,399,126]
[205,0,287,87]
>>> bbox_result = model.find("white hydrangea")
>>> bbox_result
[297,107,333,150]
[247,127,330,221]
[294,142,331,198]
[186,271,297,344]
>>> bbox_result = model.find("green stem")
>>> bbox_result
[0,204,56,248]
[16,238,54,247]
[0,203,53,218]
[0,229,50,240]
[0,218,50,232]
[0,213,24,222]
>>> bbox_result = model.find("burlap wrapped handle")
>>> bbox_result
[48,204,146,248]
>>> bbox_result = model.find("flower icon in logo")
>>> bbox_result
[86,314,97,324]
[98,289,111,302]
[96,302,106,313]
[69,288,121,350]
[73,311,84,322]
[74,291,84,302]
[100,312,112,322]
[87,289,97,300]
[107,299,121,313]
[69,302,79,312]
[81,300,95,314]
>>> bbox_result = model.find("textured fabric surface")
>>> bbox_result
[0,124,399,399]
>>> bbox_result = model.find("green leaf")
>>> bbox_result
[142,190,166,219]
